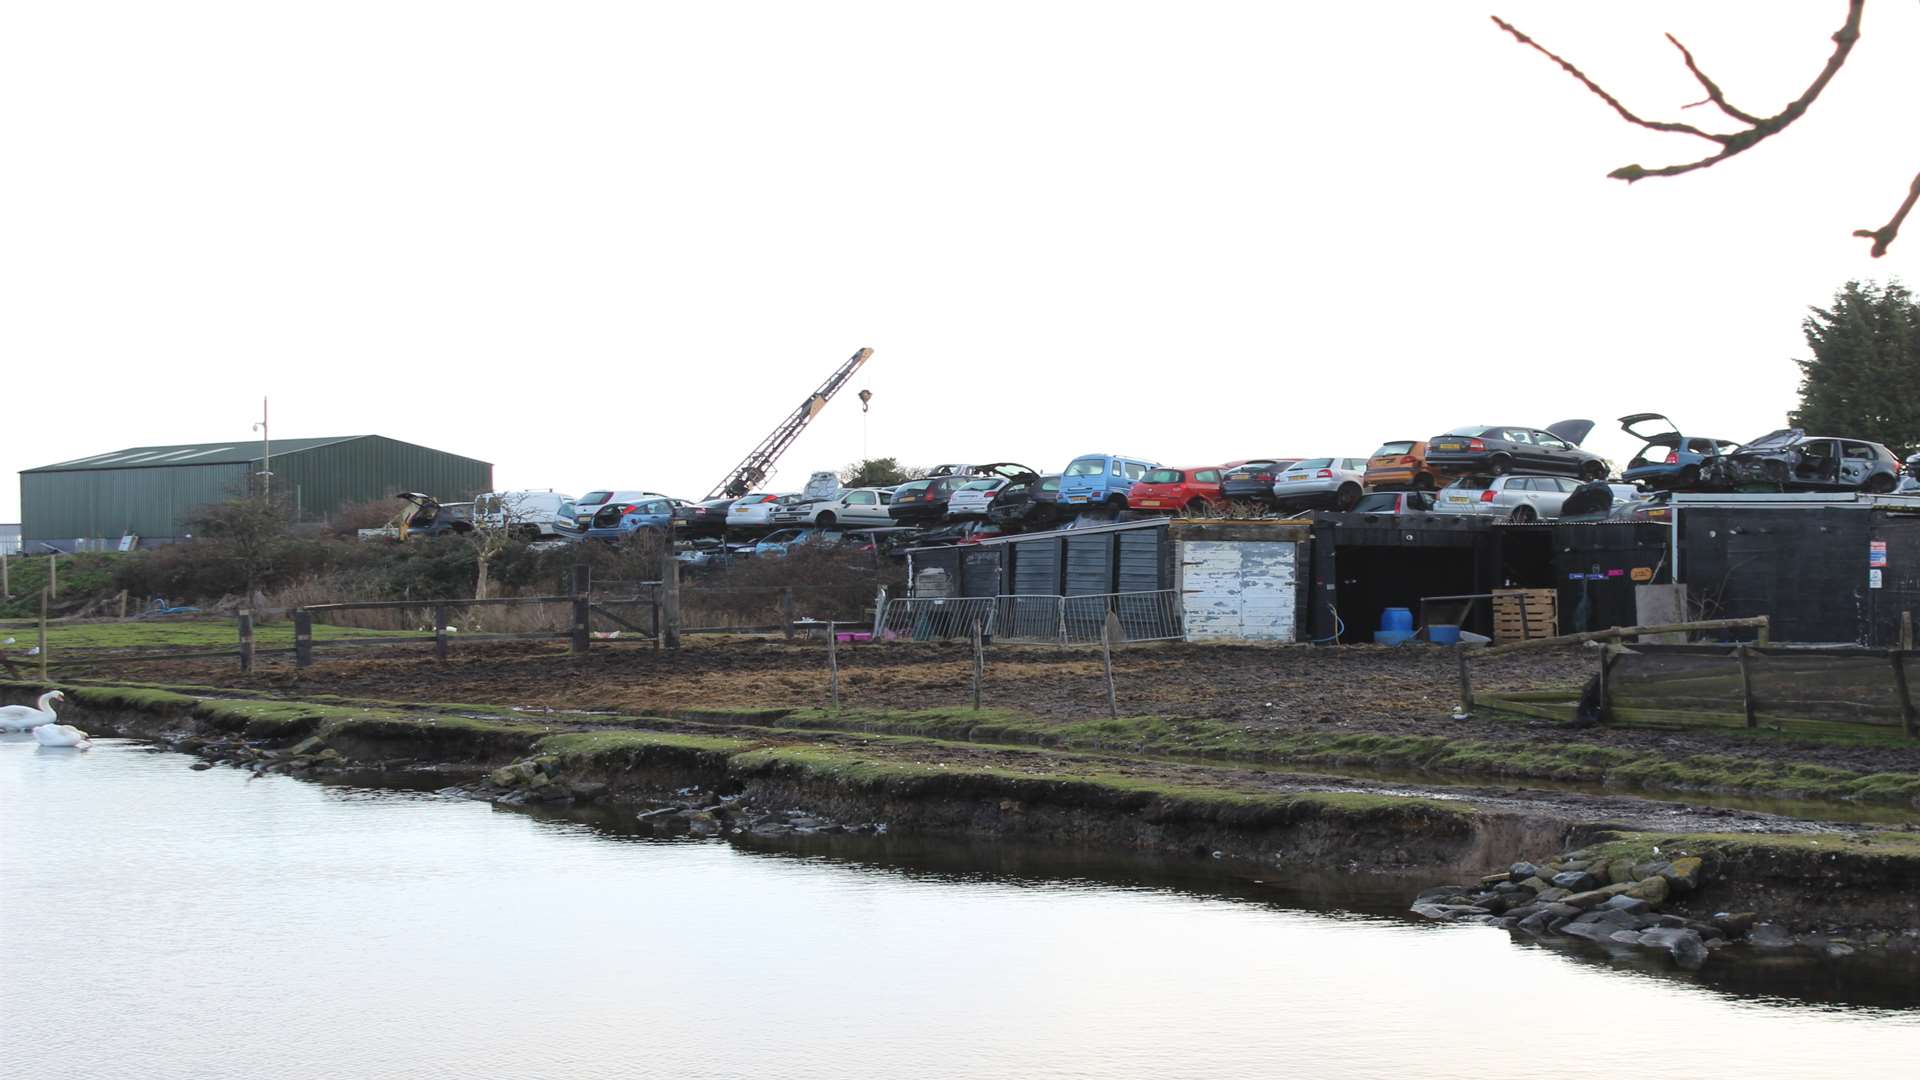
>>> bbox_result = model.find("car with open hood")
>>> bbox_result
[1127,466,1227,513]
[987,474,1064,531]
[1714,430,1902,492]
[1617,414,1739,490]
[1423,421,1607,481]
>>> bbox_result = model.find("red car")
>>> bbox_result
[1127,466,1226,513]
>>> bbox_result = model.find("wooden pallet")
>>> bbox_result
[1492,588,1557,643]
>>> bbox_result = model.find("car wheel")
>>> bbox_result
[1106,495,1129,513]
[1867,474,1896,494]
[817,511,837,527]
[1579,460,1606,483]
[1509,504,1537,523]
[1335,483,1361,511]
[1410,473,1436,492]
[1488,454,1512,476]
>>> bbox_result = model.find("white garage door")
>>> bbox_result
[1182,540,1298,641]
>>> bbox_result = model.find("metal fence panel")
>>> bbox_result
[875,596,997,642]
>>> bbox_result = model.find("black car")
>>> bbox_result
[987,474,1065,531]
[1219,459,1300,504]
[1713,430,1901,492]
[675,497,737,538]
[888,475,971,524]
[1423,421,1606,481]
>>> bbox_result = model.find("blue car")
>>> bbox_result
[1056,453,1159,510]
[752,528,845,557]
[1618,414,1738,491]
[584,495,677,542]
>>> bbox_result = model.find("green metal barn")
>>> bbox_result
[19,435,492,549]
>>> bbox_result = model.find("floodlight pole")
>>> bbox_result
[252,397,272,499]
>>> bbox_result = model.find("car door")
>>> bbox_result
[1840,442,1879,488]
[1539,477,1578,517]
[1530,430,1574,473]
[1500,429,1541,471]
[1795,439,1839,485]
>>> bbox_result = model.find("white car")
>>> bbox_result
[728,492,799,531]
[771,487,896,528]
[1431,474,1583,522]
[945,477,1010,518]
[1270,457,1369,511]
[474,490,577,538]
[573,489,668,532]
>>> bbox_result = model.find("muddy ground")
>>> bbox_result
[72,637,1920,780]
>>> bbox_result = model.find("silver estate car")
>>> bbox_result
[1431,474,1583,522]
[1269,457,1370,510]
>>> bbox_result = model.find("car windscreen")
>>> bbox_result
[1291,458,1333,470]
[894,481,932,495]
[1352,493,1401,512]
[959,479,1000,491]
[1064,457,1106,476]
[579,491,613,505]
[1040,476,1060,491]
[1443,427,1490,437]
[1372,442,1414,457]
[1143,469,1183,483]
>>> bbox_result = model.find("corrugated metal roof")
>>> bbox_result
[24,436,454,473]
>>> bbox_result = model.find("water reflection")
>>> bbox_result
[4,738,1916,1080]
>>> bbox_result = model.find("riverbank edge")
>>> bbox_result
[28,672,1920,811]
[12,679,1920,941]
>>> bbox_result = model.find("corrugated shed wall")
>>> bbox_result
[275,436,492,522]
[22,462,249,541]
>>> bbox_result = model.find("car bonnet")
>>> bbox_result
[1546,419,1596,446]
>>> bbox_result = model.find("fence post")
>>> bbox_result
[434,604,450,661]
[1596,643,1611,723]
[658,546,681,650]
[971,619,984,711]
[1058,597,1069,646]
[1101,611,1120,720]
[783,587,796,642]
[1455,645,1473,714]
[294,609,313,668]
[237,611,254,673]
[1903,610,1914,653]
[1735,644,1756,728]
[871,585,887,639]
[827,621,840,709]
[117,589,128,620]
[39,587,49,680]
[570,564,591,655]
[652,588,663,651]
[48,553,57,599]
[1891,648,1918,738]
[1,550,9,599]
[1756,615,1770,646]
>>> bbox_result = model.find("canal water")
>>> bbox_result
[4,736,1917,1080]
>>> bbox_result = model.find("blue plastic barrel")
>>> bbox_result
[1381,607,1414,633]
[1373,629,1416,646]
[1429,624,1462,645]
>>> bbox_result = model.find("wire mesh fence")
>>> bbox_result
[876,591,1184,645]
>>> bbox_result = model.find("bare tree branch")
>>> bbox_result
[1492,2,1910,255]
[1855,170,1920,257]
[1663,33,1762,126]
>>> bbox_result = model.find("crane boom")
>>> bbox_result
[705,347,874,500]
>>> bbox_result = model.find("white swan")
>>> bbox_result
[0,690,64,732]
[33,723,93,750]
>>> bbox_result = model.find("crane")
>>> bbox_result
[705,347,874,500]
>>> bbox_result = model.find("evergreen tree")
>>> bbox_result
[1791,280,1920,453]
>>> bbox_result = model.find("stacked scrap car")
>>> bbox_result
[1423,421,1606,481]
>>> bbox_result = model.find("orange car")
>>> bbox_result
[1363,440,1467,492]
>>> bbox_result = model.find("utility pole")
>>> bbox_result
[252,396,272,499]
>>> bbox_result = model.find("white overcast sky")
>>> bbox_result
[4,1,1916,521]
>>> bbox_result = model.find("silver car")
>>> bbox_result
[770,487,896,528]
[1431,474,1582,522]
[1269,457,1369,510]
